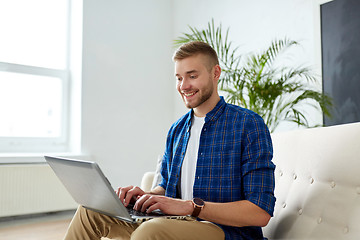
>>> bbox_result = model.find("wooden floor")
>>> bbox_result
[0,219,71,240]
[0,211,73,240]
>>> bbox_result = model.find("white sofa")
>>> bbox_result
[141,122,360,239]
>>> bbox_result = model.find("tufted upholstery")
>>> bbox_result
[263,122,360,239]
[141,122,360,239]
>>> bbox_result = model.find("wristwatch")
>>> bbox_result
[191,198,205,218]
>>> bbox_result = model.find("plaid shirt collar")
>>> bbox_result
[185,96,226,127]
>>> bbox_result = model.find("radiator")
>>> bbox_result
[0,164,77,217]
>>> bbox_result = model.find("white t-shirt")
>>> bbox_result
[181,115,205,200]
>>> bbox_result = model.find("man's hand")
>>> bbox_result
[134,194,193,216]
[116,185,190,215]
[116,185,145,207]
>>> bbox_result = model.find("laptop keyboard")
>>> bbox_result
[128,208,150,216]
[126,204,165,217]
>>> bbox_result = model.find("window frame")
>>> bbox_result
[0,63,70,153]
[0,0,75,154]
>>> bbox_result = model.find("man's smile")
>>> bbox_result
[182,91,198,98]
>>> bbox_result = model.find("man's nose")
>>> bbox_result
[180,78,191,91]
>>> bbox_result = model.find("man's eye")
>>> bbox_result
[190,75,197,79]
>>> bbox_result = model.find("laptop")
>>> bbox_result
[44,156,191,223]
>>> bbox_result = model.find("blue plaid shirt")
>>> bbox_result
[159,97,276,240]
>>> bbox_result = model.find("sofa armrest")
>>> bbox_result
[140,171,155,192]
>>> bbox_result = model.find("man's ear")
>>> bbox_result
[213,65,221,81]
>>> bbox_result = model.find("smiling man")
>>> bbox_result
[175,50,221,117]
[64,41,276,240]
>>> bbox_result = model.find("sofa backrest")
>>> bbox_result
[263,122,360,239]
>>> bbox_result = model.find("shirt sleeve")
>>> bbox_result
[241,114,276,216]
[159,151,168,190]
[159,125,173,190]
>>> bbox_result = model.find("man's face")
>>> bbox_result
[175,54,216,110]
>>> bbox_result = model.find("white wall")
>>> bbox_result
[81,0,324,187]
[81,0,175,186]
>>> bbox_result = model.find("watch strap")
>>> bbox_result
[191,205,202,218]
[191,198,204,218]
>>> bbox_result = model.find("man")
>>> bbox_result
[64,41,276,240]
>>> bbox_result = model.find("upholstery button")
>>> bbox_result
[298,208,303,215]
[356,187,360,194]
[330,181,336,188]
[343,227,349,234]
[282,203,286,208]
[310,178,314,184]
[279,171,283,176]
[293,174,297,180]
[317,217,322,224]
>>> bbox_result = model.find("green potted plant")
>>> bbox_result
[174,19,332,132]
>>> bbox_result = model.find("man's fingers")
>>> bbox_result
[134,194,151,211]
[124,191,136,206]
[118,185,133,206]
[146,202,161,214]
[125,186,146,207]
[141,195,156,212]
[116,185,146,207]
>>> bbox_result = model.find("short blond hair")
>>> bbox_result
[173,41,219,71]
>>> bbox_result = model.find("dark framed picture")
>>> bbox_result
[321,0,360,126]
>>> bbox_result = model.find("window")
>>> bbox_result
[0,0,77,153]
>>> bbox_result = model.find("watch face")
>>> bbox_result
[193,198,205,207]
